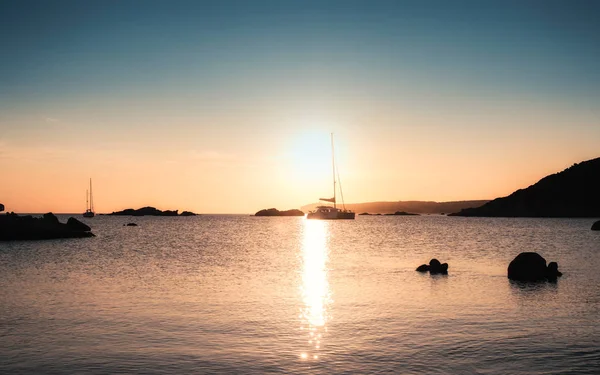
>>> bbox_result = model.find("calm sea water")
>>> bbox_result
[1,215,599,374]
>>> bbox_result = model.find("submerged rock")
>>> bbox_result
[125,223,138,226]
[507,252,563,281]
[416,258,449,275]
[592,220,600,231]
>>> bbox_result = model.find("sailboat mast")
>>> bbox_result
[89,178,94,212]
[86,189,89,211]
[331,133,336,209]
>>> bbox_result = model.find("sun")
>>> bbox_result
[288,132,332,179]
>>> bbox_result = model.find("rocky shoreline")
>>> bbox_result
[0,212,94,241]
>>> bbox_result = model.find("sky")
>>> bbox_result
[1,0,599,213]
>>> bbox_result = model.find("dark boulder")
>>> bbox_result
[508,252,547,281]
[416,258,449,275]
[429,259,441,273]
[67,217,91,232]
[0,203,4,212]
[508,252,563,281]
[592,220,600,231]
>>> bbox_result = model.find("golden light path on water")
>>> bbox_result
[299,219,331,361]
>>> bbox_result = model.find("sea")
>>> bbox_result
[1,215,599,374]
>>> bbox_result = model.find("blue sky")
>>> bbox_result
[3,0,599,105]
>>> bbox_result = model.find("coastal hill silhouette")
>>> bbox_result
[450,157,600,217]
[301,200,489,215]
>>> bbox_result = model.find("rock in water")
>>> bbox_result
[508,252,562,281]
[416,258,449,275]
[0,203,4,212]
[429,259,442,274]
[67,217,91,232]
[592,220,600,231]
[546,262,563,280]
[440,263,449,274]
[416,264,430,272]
[508,252,547,281]
[125,223,138,226]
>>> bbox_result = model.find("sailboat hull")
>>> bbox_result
[306,206,355,220]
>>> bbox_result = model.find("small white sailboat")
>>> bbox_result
[83,178,95,218]
[307,134,355,220]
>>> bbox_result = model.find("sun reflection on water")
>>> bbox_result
[299,219,330,360]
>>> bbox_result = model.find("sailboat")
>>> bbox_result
[307,134,355,220]
[83,178,95,218]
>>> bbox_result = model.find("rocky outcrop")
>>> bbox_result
[507,252,563,281]
[0,203,4,212]
[43,212,60,224]
[108,207,197,216]
[592,220,600,231]
[0,213,94,241]
[67,217,91,232]
[450,157,600,217]
[416,258,449,275]
[255,208,305,217]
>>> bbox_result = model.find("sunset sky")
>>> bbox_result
[1,0,599,213]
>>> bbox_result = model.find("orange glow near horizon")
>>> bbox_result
[1,112,599,214]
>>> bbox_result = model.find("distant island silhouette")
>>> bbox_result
[255,208,305,217]
[359,211,419,216]
[450,157,600,217]
[385,211,419,216]
[107,207,198,216]
[301,200,488,215]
